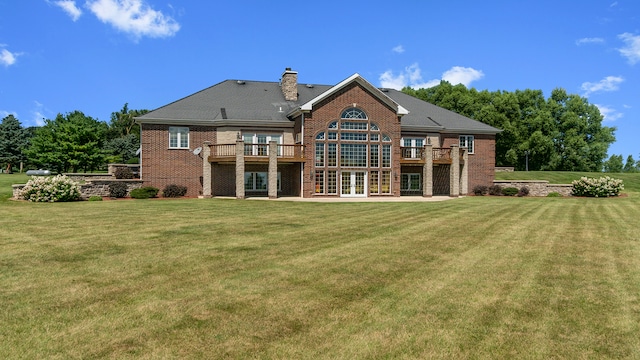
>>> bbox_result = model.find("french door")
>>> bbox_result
[341,171,367,197]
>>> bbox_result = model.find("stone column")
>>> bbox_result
[268,141,278,199]
[202,141,212,198]
[450,144,460,197]
[235,140,245,199]
[460,148,469,195]
[423,144,433,197]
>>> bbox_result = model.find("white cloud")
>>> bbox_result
[86,0,180,40]
[576,37,604,46]
[581,75,624,96]
[52,0,83,21]
[0,47,19,66]
[379,63,484,90]
[618,33,640,64]
[596,104,623,122]
[392,45,405,54]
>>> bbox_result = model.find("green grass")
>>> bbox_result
[2,173,640,358]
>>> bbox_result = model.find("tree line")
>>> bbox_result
[0,104,147,173]
[402,81,628,172]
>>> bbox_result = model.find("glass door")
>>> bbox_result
[341,171,367,197]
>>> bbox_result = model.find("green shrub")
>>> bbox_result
[130,186,159,199]
[571,176,624,197]
[489,185,503,196]
[114,166,135,179]
[473,185,488,196]
[88,195,103,201]
[163,184,187,198]
[20,175,81,202]
[547,192,561,197]
[517,186,529,197]
[109,182,128,198]
[126,157,139,164]
[501,187,519,196]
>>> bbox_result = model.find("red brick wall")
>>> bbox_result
[442,133,496,190]
[140,124,216,197]
[299,83,402,198]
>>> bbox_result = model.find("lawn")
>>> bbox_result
[2,173,640,358]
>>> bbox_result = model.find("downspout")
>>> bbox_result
[300,113,304,197]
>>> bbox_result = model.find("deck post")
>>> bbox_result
[202,141,212,198]
[450,145,460,197]
[235,140,245,199]
[268,141,278,199]
[423,144,433,197]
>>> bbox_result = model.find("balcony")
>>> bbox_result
[400,147,461,164]
[209,144,305,163]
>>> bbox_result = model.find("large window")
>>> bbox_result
[459,135,474,154]
[314,108,392,195]
[169,126,189,149]
[402,137,424,158]
[401,173,421,191]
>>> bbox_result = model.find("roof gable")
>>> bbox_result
[296,74,409,116]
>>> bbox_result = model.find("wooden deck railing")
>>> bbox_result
[209,144,304,160]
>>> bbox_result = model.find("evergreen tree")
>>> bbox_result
[0,115,29,173]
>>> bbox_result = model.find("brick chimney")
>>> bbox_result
[281,68,298,101]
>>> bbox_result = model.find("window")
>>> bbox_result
[401,173,421,191]
[340,144,367,167]
[315,171,324,193]
[341,121,368,130]
[243,133,282,156]
[169,127,189,149]
[244,172,281,191]
[315,143,325,166]
[341,108,367,119]
[402,137,424,158]
[382,145,391,168]
[459,135,474,154]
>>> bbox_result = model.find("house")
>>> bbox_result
[135,68,501,199]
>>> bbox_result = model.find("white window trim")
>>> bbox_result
[169,126,189,149]
[244,172,282,192]
[459,135,474,154]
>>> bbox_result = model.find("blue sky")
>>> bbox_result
[1,0,639,158]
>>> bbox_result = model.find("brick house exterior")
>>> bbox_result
[136,69,500,198]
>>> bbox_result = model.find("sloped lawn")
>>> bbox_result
[1,173,639,358]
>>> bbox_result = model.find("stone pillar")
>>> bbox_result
[268,141,278,199]
[235,140,245,199]
[423,144,433,197]
[450,144,460,197]
[460,148,469,195]
[202,141,212,198]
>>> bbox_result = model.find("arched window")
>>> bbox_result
[341,108,367,120]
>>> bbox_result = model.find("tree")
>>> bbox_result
[623,155,638,173]
[0,115,29,173]
[26,111,108,173]
[105,103,149,162]
[107,103,149,140]
[403,83,616,171]
[603,154,623,173]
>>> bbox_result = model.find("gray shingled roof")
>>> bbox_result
[137,78,500,134]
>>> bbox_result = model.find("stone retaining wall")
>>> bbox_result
[12,180,144,200]
[493,180,573,197]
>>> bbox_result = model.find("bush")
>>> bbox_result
[547,192,561,197]
[109,182,128,198]
[20,175,81,202]
[88,195,103,201]
[571,176,624,197]
[114,166,135,179]
[489,185,503,196]
[501,187,519,196]
[130,186,159,199]
[163,184,187,198]
[473,185,488,196]
[517,186,530,197]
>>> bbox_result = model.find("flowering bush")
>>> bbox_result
[571,176,624,197]
[20,175,81,202]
